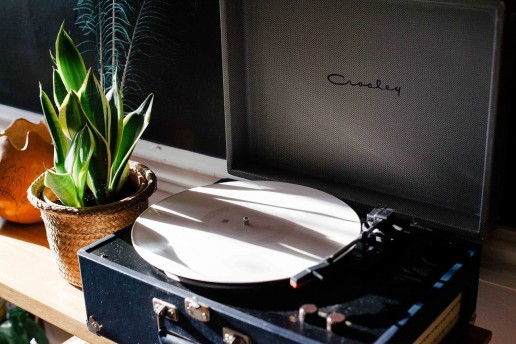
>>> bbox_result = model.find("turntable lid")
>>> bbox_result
[220,0,504,239]
[132,180,361,284]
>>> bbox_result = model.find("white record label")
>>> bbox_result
[132,180,361,284]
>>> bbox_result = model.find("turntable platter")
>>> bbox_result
[132,181,361,284]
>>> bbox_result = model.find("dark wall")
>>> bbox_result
[498,0,516,228]
[0,0,226,158]
[123,0,225,157]
[0,1,79,112]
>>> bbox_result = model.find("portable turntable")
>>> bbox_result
[78,0,505,343]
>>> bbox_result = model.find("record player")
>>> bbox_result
[78,0,505,343]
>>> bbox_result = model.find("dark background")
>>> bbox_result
[0,0,515,228]
[0,0,225,158]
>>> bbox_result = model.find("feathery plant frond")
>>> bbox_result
[75,0,159,99]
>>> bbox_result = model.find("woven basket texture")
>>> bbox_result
[27,161,157,288]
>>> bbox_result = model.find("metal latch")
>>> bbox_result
[153,298,179,334]
[222,327,251,344]
[86,315,103,334]
[185,297,210,322]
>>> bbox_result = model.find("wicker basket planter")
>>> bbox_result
[27,161,157,288]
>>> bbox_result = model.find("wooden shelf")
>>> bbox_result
[0,218,113,343]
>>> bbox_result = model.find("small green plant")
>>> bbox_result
[39,24,153,207]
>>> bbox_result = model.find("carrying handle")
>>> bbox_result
[153,298,196,344]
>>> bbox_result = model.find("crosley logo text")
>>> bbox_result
[328,73,401,97]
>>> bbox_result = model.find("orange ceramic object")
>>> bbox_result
[0,118,54,223]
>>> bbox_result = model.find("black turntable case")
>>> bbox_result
[78,1,505,343]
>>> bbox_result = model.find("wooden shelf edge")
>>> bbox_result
[0,219,114,344]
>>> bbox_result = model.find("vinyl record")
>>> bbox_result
[132,180,361,285]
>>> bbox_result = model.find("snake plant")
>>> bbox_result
[39,24,153,207]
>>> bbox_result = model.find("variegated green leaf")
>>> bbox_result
[65,126,94,203]
[55,24,87,91]
[59,91,87,140]
[110,93,153,191]
[53,69,67,108]
[86,125,110,205]
[44,170,83,207]
[78,69,111,140]
[115,162,130,194]
[39,85,69,174]
[105,74,123,162]
[109,93,154,190]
